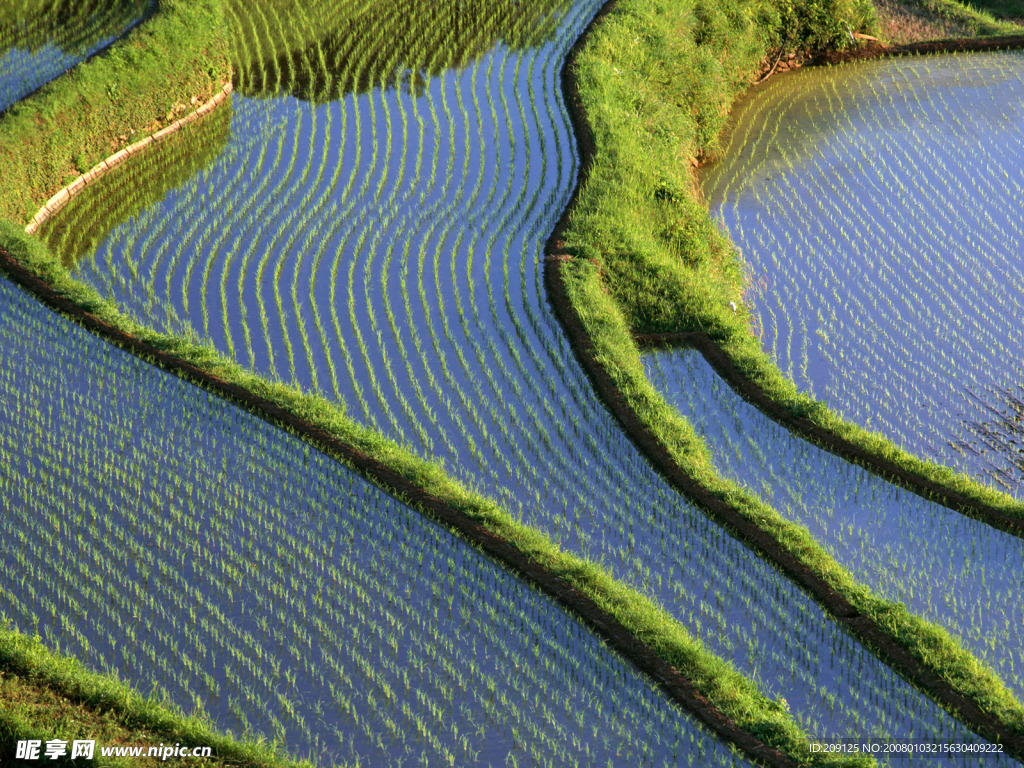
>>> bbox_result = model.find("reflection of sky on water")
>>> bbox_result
[703,52,1024,496]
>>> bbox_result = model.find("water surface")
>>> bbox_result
[702,51,1024,496]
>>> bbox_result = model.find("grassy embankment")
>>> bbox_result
[0,2,872,763]
[0,1,293,764]
[556,0,1024,749]
[0,0,229,226]
[1,0,1019,760]
[35,97,233,267]
[0,626,314,768]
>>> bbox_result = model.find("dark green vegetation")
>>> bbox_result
[0,273,758,767]
[0,627,312,768]
[226,0,569,101]
[26,0,1024,759]
[560,0,1024,517]
[645,345,1024,701]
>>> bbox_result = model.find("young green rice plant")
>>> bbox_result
[647,347,1024,701]
[703,51,1024,497]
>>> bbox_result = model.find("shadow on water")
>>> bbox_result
[962,382,1024,490]
[0,0,155,113]
[228,0,570,101]
[39,0,1012,750]
[37,101,233,271]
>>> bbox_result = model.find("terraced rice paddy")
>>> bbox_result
[41,100,233,268]
[22,0,1021,758]
[646,347,1024,702]
[0,275,757,768]
[701,51,1024,496]
[0,0,154,113]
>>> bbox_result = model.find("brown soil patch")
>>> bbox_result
[813,32,1024,64]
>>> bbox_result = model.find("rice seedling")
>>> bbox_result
[6,0,1024,760]
[0,275,755,768]
[702,51,1024,497]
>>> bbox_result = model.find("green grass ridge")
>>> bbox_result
[560,0,1024,738]
[0,624,315,767]
[0,0,230,225]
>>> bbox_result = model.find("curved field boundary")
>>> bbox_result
[0,243,800,768]
[636,331,1024,538]
[669,32,1024,529]
[0,1,157,116]
[623,34,1024,538]
[24,81,233,235]
[545,3,1024,759]
[549,263,1024,754]
[813,33,1024,64]
[0,627,311,768]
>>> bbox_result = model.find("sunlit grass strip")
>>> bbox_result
[558,6,1024,527]
[24,82,232,236]
[553,0,1024,752]
[4,0,987,751]
[0,625,313,768]
[0,228,867,768]
[0,0,230,224]
[685,46,1024,516]
[35,98,232,268]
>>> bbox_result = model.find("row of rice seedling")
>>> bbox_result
[37,96,232,268]
[0,274,752,768]
[0,0,154,113]
[225,0,567,103]
[646,346,1024,702]
[701,50,1024,497]
[42,0,1023,752]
